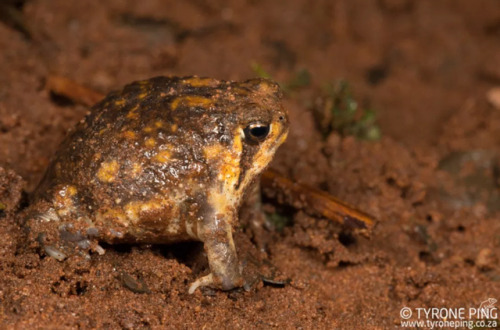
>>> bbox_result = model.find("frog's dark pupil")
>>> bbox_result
[244,123,270,143]
[250,126,269,138]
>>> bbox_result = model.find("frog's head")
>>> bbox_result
[177,77,288,209]
[230,78,289,192]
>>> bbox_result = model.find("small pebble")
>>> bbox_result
[476,248,497,271]
[487,87,500,110]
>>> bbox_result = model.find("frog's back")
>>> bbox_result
[37,76,221,198]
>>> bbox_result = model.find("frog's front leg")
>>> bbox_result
[188,212,244,294]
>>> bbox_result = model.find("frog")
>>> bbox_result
[24,76,289,294]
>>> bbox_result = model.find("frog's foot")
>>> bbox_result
[33,220,104,261]
[188,274,214,294]
[188,271,244,294]
[32,230,69,261]
[58,224,106,258]
[39,235,105,261]
[190,215,245,294]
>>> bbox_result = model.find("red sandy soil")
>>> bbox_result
[1,0,499,328]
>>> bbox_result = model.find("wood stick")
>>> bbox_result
[261,169,376,237]
[46,75,105,107]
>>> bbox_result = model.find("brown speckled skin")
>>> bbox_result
[26,76,289,292]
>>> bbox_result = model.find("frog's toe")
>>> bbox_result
[93,243,106,255]
[77,239,91,249]
[188,272,245,294]
[188,274,214,294]
[44,245,67,261]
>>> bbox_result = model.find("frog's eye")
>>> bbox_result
[244,122,270,143]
